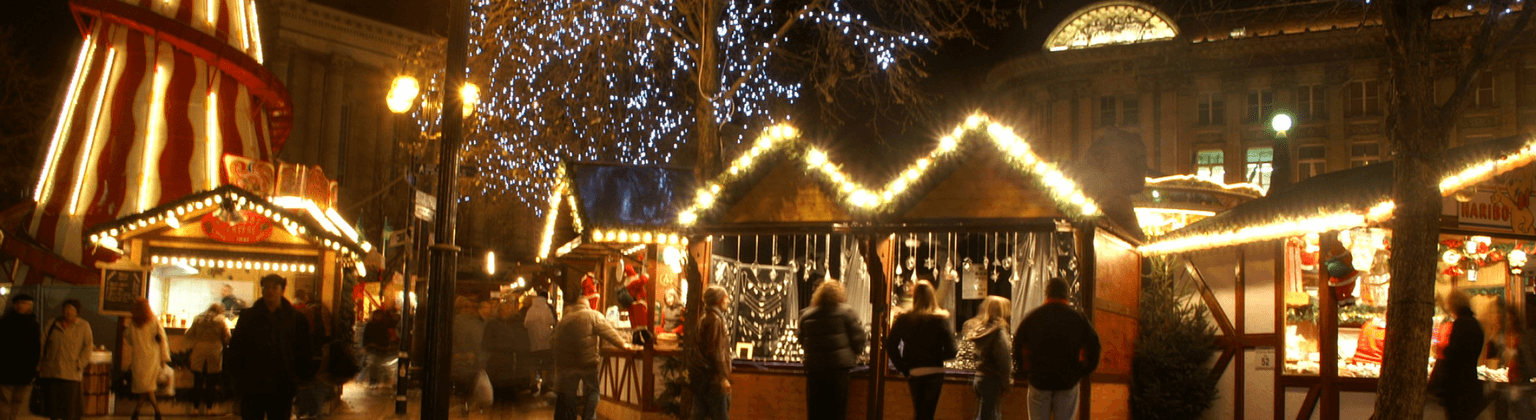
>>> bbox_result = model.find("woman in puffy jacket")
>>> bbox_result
[964,296,1012,420]
[797,280,867,420]
[885,280,956,420]
[124,298,170,420]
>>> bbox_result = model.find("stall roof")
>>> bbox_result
[84,185,372,262]
[538,162,694,262]
[676,113,1112,229]
[1141,135,1536,255]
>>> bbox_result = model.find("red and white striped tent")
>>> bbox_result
[3,0,291,285]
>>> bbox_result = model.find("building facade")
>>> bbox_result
[986,1,1536,194]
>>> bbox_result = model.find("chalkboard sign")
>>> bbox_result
[100,268,147,316]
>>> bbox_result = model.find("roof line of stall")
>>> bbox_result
[83,185,374,273]
[1140,135,1536,255]
[677,112,1104,226]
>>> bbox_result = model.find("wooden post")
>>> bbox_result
[1075,224,1096,420]
[1318,231,1341,420]
[1235,244,1246,420]
[865,234,893,420]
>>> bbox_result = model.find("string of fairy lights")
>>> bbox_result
[405,0,937,210]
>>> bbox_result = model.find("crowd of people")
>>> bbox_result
[0,271,1531,420]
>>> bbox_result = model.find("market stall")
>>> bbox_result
[1140,135,1536,420]
[85,163,372,414]
[540,162,694,419]
[666,115,1144,420]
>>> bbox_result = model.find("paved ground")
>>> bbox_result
[20,383,559,420]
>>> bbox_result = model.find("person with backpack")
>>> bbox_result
[884,280,956,420]
[798,280,866,420]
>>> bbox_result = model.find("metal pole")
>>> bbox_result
[423,0,470,416]
[395,215,414,414]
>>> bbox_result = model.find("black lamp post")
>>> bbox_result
[423,0,470,417]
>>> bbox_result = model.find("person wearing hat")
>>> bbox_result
[623,266,650,329]
[0,294,39,420]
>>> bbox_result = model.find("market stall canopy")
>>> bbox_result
[1134,175,1265,238]
[675,114,1130,236]
[84,185,373,274]
[1141,135,1536,255]
[539,163,694,263]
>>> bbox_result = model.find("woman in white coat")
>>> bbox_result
[124,299,170,420]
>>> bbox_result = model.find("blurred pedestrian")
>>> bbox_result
[185,303,229,415]
[523,289,556,395]
[361,310,397,390]
[219,284,245,320]
[963,296,1011,420]
[798,280,867,420]
[885,280,956,420]
[0,294,40,420]
[228,274,314,420]
[661,290,684,334]
[452,299,495,414]
[1501,306,1535,420]
[690,286,732,420]
[484,299,520,400]
[1014,279,1099,420]
[124,298,170,420]
[38,298,92,420]
[1431,289,1485,420]
[551,294,634,420]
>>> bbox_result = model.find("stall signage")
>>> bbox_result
[99,268,146,316]
[201,210,275,244]
[414,190,435,222]
[223,155,276,195]
[1443,188,1535,234]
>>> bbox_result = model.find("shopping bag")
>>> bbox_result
[472,371,494,407]
[156,363,176,397]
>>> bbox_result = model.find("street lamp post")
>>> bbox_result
[425,0,472,415]
[1270,113,1294,195]
[386,75,419,415]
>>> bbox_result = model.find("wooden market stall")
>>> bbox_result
[84,164,372,415]
[664,115,1145,420]
[1140,135,1536,420]
[540,162,695,420]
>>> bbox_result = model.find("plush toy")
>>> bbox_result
[581,272,600,310]
[624,265,650,328]
[1324,252,1358,307]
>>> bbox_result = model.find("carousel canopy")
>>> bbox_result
[1142,135,1536,255]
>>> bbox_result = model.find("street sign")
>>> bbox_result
[414,190,435,222]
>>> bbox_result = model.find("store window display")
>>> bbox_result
[1283,229,1528,381]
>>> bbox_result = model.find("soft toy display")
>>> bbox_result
[1324,252,1358,307]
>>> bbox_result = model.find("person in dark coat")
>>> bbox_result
[884,280,956,420]
[964,296,1012,420]
[483,299,521,399]
[689,286,733,420]
[0,294,40,420]
[361,309,398,389]
[228,274,314,420]
[1013,279,1100,420]
[1430,289,1485,420]
[797,280,867,420]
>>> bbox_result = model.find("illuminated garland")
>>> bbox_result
[404,0,937,209]
[678,113,1104,225]
[1140,136,1536,255]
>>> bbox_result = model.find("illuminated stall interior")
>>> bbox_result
[1142,135,1536,418]
[1134,175,1264,238]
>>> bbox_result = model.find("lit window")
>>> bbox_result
[1297,85,1326,121]
[1195,149,1225,183]
[1100,96,1117,127]
[1045,4,1179,51]
[1297,144,1325,181]
[1345,80,1382,117]
[1475,74,1495,107]
[1123,98,1140,126]
[1246,147,1274,189]
[1246,89,1274,123]
[1198,93,1225,126]
[1350,142,1381,167]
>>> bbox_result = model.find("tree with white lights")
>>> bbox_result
[1375,1,1531,418]
[401,0,1008,206]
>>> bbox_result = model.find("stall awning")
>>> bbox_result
[1142,135,1536,255]
[84,185,373,263]
[539,163,694,262]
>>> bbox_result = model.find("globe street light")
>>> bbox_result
[387,76,420,114]
[1269,112,1294,193]
[1271,113,1293,137]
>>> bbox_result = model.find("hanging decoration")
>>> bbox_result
[1436,236,1511,277]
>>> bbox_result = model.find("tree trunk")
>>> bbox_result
[692,0,723,184]
[1376,2,1444,418]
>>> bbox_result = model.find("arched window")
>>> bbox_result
[1044,1,1178,51]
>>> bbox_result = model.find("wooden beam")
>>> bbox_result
[1184,258,1237,337]
[1293,385,1321,420]
[1210,347,1237,383]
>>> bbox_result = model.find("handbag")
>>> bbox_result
[156,363,176,397]
[29,379,49,417]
